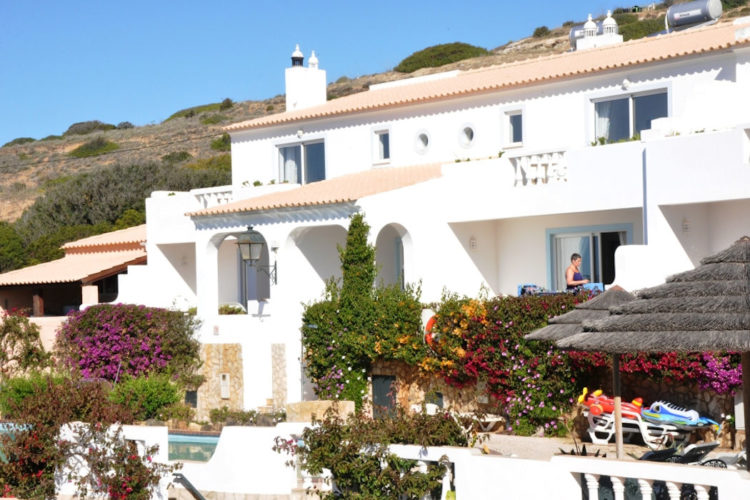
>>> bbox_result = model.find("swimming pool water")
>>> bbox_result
[168,433,219,462]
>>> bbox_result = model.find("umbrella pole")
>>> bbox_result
[742,352,750,472]
[613,354,624,459]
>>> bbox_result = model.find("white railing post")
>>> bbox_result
[694,485,710,500]
[584,473,600,499]
[637,478,653,498]
[508,148,567,187]
[666,481,682,500]
[610,476,625,500]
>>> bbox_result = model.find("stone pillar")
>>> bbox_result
[81,285,99,305]
[272,344,287,410]
[32,291,44,317]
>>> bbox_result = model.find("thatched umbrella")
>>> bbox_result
[559,236,750,470]
[526,287,636,458]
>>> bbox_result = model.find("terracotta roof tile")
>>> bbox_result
[62,224,146,252]
[227,22,750,132]
[0,250,146,286]
[189,164,442,217]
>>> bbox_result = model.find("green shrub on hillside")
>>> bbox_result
[394,42,489,73]
[166,99,232,121]
[0,222,26,272]
[15,162,230,246]
[612,12,638,25]
[116,121,134,129]
[63,120,116,136]
[2,137,35,148]
[201,114,227,125]
[40,134,63,141]
[533,26,550,37]
[722,0,747,8]
[210,133,231,151]
[161,151,192,164]
[619,16,665,41]
[68,136,120,158]
[185,154,231,172]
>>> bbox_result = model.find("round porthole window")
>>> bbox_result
[460,126,474,147]
[415,132,430,153]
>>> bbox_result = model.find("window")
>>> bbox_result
[508,112,523,144]
[547,225,632,290]
[278,141,325,184]
[374,130,390,162]
[594,91,667,143]
[459,126,475,148]
[415,132,430,153]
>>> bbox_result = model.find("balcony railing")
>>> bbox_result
[507,149,567,186]
[192,186,233,209]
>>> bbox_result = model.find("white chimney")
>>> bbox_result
[285,44,327,111]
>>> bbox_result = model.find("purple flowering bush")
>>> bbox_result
[56,304,201,383]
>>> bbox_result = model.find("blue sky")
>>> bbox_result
[0,1,617,146]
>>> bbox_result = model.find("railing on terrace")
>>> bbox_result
[192,186,233,209]
[553,454,750,500]
[506,148,567,187]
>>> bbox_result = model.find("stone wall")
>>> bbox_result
[196,344,244,422]
[371,360,485,413]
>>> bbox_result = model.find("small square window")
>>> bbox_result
[508,113,523,144]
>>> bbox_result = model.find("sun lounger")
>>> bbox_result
[584,409,689,450]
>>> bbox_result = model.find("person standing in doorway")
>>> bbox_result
[566,253,590,290]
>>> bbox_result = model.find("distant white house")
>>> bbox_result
[117,14,750,414]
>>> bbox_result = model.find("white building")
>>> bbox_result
[118,17,750,414]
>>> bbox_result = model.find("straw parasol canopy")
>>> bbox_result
[558,236,750,470]
[558,236,750,353]
[525,286,635,342]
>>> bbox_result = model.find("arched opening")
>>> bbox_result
[375,223,410,288]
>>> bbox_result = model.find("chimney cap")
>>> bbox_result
[291,44,304,66]
[309,50,319,68]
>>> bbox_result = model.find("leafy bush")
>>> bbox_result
[302,215,427,408]
[24,222,113,265]
[113,208,145,229]
[0,375,175,500]
[0,312,50,379]
[184,154,231,172]
[56,304,201,383]
[210,133,231,151]
[722,0,747,8]
[108,374,181,420]
[161,151,192,164]
[166,102,226,121]
[68,136,120,158]
[116,121,134,129]
[209,406,286,427]
[533,26,550,37]
[274,406,466,499]
[15,162,230,245]
[394,42,489,73]
[64,120,116,136]
[2,137,35,148]
[218,304,245,315]
[0,371,64,416]
[40,134,63,141]
[201,114,227,125]
[0,222,27,272]
[613,12,638,25]
[619,16,665,41]
[219,98,233,110]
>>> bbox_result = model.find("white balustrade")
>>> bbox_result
[508,149,567,186]
[192,187,234,208]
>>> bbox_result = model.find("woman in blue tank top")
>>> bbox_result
[566,253,590,290]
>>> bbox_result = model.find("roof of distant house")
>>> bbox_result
[226,21,750,132]
[0,224,147,286]
[189,164,442,217]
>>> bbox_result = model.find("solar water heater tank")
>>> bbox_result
[667,0,722,30]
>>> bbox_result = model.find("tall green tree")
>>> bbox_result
[0,222,26,272]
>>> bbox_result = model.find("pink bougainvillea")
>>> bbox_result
[56,304,200,381]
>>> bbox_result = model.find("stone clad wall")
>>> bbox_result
[371,360,483,413]
[196,344,244,422]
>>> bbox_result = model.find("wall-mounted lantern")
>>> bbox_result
[236,227,278,284]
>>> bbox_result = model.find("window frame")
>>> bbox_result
[372,128,391,165]
[545,223,633,290]
[589,84,671,144]
[502,107,524,149]
[277,139,326,185]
